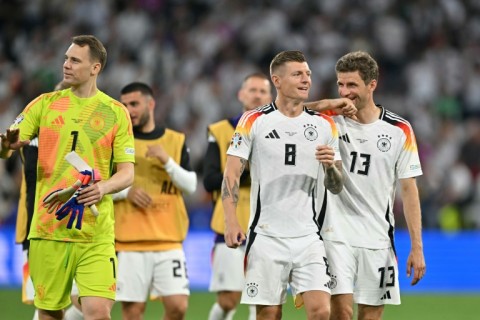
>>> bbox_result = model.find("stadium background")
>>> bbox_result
[0,0,479,318]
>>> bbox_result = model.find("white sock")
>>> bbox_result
[209,302,231,320]
[248,305,256,320]
[32,309,39,320]
[64,305,84,320]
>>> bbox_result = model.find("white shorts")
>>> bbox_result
[323,240,401,305]
[209,242,246,292]
[116,249,190,302]
[22,250,79,304]
[241,233,331,305]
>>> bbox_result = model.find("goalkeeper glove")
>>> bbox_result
[43,171,92,213]
[54,169,100,229]
[55,191,85,229]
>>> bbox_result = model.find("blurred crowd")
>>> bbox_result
[1,0,480,230]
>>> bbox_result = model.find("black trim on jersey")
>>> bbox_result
[316,188,328,240]
[265,102,321,116]
[245,230,257,262]
[21,145,38,250]
[378,105,410,128]
[304,105,321,116]
[385,203,397,257]
[258,102,277,114]
[133,126,166,140]
[249,187,262,234]
[134,126,192,170]
[378,104,386,119]
[245,188,262,258]
[310,187,324,240]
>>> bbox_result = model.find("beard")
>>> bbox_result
[133,112,150,131]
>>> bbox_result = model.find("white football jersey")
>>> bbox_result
[227,102,340,238]
[320,106,422,249]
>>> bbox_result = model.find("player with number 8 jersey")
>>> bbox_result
[229,102,340,238]
[223,50,345,319]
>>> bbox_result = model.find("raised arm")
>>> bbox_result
[400,177,426,285]
[222,154,248,248]
[146,144,197,195]
[305,98,356,118]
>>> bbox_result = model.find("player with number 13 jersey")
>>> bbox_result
[321,106,422,249]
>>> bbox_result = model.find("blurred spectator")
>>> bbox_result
[1,0,480,229]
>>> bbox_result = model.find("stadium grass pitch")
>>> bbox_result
[1,289,479,319]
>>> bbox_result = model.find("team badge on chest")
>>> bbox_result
[377,134,392,152]
[304,124,318,141]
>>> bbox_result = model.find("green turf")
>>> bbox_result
[1,289,479,319]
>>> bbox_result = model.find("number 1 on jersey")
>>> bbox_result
[70,131,79,151]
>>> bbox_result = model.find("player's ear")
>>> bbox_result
[91,62,101,76]
[148,96,155,111]
[271,74,280,87]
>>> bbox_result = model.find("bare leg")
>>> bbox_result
[163,294,189,320]
[121,301,146,320]
[301,290,330,320]
[257,305,282,320]
[357,304,384,320]
[330,294,354,320]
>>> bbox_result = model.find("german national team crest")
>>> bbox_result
[246,282,259,297]
[327,274,338,289]
[377,134,392,152]
[230,132,242,149]
[90,114,105,131]
[304,124,318,141]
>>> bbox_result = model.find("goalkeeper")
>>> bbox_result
[0,35,135,320]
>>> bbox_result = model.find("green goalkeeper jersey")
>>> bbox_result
[11,88,135,243]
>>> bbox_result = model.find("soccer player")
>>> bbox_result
[16,82,85,320]
[309,51,426,320]
[0,35,135,320]
[222,50,344,320]
[113,82,197,320]
[203,72,272,320]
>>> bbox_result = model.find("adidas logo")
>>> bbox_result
[108,283,116,292]
[339,133,350,143]
[380,290,391,300]
[51,115,65,126]
[265,129,280,139]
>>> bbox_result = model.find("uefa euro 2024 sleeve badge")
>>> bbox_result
[231,132,243,149]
